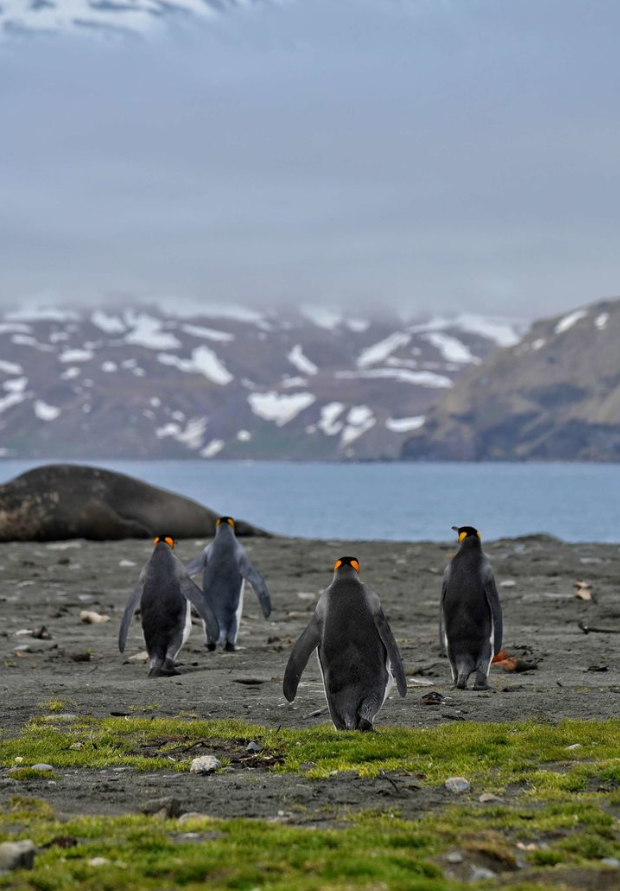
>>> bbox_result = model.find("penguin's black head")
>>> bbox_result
[452,525,481,543]
[153,535,175,549]
[216,516,235,529]
[334,556,360,573]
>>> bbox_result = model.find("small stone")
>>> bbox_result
[140,797,181,818]
[31,763,55,772]
[0,840,36,871]
[500,580,516,588]
[446,851,464,864]
[602,858,620,868]
[79,610,110,624]
[479,792,503,803]
[566,743,582,751]
[178,812,208,824]
[246,741,262,753]
[190,755,222,774]
[445,777,470,794]
[128,651,149,662]
[470,866,497,881]
[88,857,110,867]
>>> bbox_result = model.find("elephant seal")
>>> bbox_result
[0,464,267,541]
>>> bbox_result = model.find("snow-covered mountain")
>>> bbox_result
[0,303,523,460]
[1,0,261,39]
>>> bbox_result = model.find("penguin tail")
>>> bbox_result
[455,672,469,690]
[455,656,474,690]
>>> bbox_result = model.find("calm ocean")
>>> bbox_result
[1,460,620,543]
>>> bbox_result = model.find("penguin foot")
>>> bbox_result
[473,683,491,691]
[206,642,216,651]
[224,641,236,652]
[358,719,375,732]
[148,666,180,678]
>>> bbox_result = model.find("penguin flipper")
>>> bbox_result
[283,616,322,702]
[439,572,449,657]
[238,553,272,618]
[373,608,407,698]
[484,570,503,656]
[179,576,220,643]
[185,550,208,577]
[119,582,143,653]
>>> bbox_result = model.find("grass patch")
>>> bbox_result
[1,796,620,890]
[2,717,620,788]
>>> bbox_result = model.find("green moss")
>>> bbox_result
[2,717,620,787]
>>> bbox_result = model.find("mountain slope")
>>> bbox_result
[402,297,620,461]
[0,303,520,460]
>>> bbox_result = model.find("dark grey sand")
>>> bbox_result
[1,534,620,823]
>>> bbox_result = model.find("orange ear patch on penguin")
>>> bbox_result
[334,556,360,573]
[216,517,235,528]
[153,536,175,548]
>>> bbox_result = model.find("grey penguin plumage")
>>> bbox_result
[283,556,407,731]
[185,517,271,651]
[440,525,503,690]
[119,536,219,677]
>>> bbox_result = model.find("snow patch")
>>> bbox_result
[236,430,252,442]
[386,416,425,433]
[357,332,411,368]
[101,361,118,373]
[423,332,479,364]
[411,314,521,347]
[155,417,208,450]
[34,400,61,421]
[3,377,28,393]
[0,323,31,335]
[0,392,25,414]
[59,349,94,363]
[125,311,181,350]
[196,304,268,327]
[287,344,318,376]
[201,439,225,458]
[555,309,588,335]
[341,406,376,447]
[339,368,452,388]
[6,306,79,322]
[182,324,235,342]
[301,306,342,330]
[91,311,126,334]
[157,348,233,385]
[248,391,316,426]
[318,402,346,436]
[595,312,610,330]
[346,318,370,333]
[60,367,81,380]
[0,360,23,375]
[531,338,546,351]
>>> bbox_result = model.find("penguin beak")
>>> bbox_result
[451,525,459,533]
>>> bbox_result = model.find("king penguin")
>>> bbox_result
[283,556,407,731]
[440,526,503,690]
[185,517,271,652]
[119,536,219,677]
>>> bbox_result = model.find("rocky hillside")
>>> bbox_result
[0,303,519,461]
[402,297,620,461]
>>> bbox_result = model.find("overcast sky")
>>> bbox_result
[1,0,619,319]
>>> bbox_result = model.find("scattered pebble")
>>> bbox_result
[479,793,503,803]
[445,851,463,864]
[178,812,209,824]
[470,866,497,881]
[246,741,262,753]
[79,611,110,624]
[500,580,516,588]
[445,777,470,794]
[566,743,582,751]
[602,857,620,868]
[128,651,149,662]
[0,840,36,872]
[190,756,222,774]
[31,764,55,772]
[119,560,136,567]
[140,797,181,819]
[88,857,111,867]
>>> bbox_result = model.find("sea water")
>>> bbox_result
[1,459,619,542]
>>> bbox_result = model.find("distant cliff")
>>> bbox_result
[402,297,620,461]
